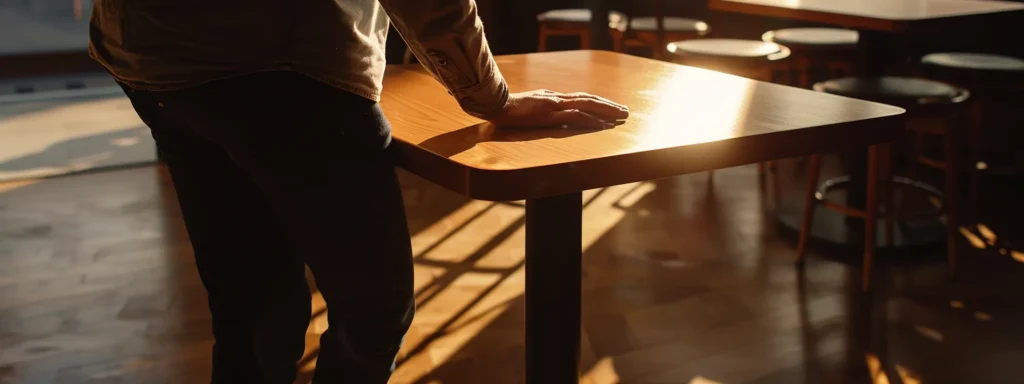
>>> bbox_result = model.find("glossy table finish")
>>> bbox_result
[709,0,1024,32]
[380,50,904,383]
[382,51,903,201]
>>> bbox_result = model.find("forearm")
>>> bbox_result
[379,0,509,119]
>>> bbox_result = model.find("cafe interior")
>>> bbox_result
[1,0,1024,383]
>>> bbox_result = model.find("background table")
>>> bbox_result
[709,0,1024,74]
[380,50,904,383]
[710,0,1024,250]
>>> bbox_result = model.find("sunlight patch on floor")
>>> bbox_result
[396,182,654,383]
[958,224,1023,264]
[976,223,997,245]
[896,365,922,384]
[580,357,620,384]
[1012,250,1024,263]
[0,92,155,180]
[0,178,37,193]
[291,182,658,382]
[865,353,891,384]
[914,325,944,342]
[959,227,985,249]
[689,375,725,384]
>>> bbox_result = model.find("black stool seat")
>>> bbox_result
[762,28,858,49]
[922,52,1024,72]
[813,77,968,107]
[629,17,710,34]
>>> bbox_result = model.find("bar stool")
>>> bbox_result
[619,17,711,59]
[536,9,628,52]
[920,53,1024,202]
[922,52,1024,78]
[762,28,859,88]
[798,77,970,291]
[666,39,791,81]
[666,39,792,182]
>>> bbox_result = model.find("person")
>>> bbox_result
[88,0,628,382]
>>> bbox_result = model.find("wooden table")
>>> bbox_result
[709,0,1024,32]
[380,50,904,383]
[709,0,1024,74]
[710,0,1024,249]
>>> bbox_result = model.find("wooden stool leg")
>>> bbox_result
[880,145,895,247]
[796,155,822,264]
[538,28,549,52]
[580,31,592,50]
[771,163,782,211]
[610,31,624,53]
[798,56,811,88]
[945,116,962,279]
[901,131,923,219]
[402,48,415,65]
[968,101,983,211]
[907,132,923,181]
[863,144,884,292]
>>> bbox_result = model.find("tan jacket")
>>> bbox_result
[88,0,509,119]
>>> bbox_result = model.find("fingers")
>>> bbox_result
[556,98,629,120]
[558,92,623,107]
[498,90,629,129]
[563,92,617,104]
[548,109,613,130]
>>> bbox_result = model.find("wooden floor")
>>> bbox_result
[2,160,1024,384]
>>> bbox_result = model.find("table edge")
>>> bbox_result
[708,0,905,31]
[394,112,906,201]
[709,0,1024,31]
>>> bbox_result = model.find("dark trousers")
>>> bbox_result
[120,71,415,384]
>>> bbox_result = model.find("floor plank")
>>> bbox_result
[2,160,1023,384]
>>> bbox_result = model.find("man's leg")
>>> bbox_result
[136,72,415,383]
[121,85,311,384]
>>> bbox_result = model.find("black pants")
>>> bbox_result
[121,71,415,383]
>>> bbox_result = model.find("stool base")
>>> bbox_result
[775,185,947,258]
[774,173,950,264]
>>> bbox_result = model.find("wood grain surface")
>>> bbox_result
[708,0,1024,32]
[5,162,1024,384]
[381,50,904,201]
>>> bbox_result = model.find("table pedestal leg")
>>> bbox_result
[858,30,888,77]
[525,192,582,384]
[585,0,613,50]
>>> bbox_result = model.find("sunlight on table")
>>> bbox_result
[632,69,754,151]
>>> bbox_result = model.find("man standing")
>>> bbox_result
[89,0,628,382]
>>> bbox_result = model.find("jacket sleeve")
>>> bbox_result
[378,0,509,119]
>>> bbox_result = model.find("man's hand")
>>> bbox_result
[488,90,629,130]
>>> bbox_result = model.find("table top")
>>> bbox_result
[381,51,904,201]
[709,0,1024,32]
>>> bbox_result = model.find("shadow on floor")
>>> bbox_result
[0,126,155,181]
